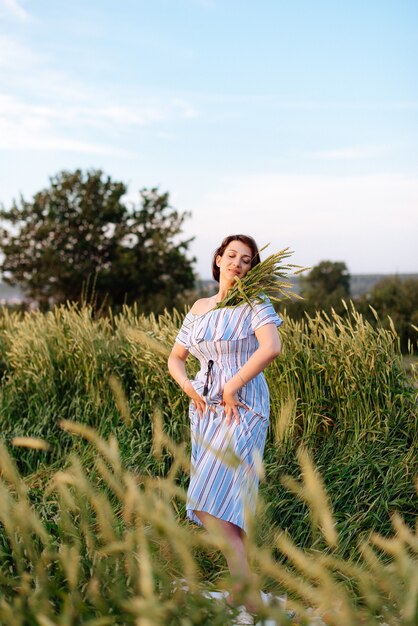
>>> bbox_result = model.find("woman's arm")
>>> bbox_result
[222,323,281,424]
[168,343,207,417]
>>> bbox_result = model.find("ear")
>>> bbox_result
[215,254,221,267]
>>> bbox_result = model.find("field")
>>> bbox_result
[0,303,417,625]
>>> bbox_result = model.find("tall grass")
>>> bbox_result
[262,302,417,555]
[0,302,414,446]
[268,301,413,442]
[0,422,417,625]
[0,301,416,563]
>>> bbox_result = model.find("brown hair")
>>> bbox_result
[212,234,261,282]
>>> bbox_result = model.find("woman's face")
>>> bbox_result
[216,240,253,283]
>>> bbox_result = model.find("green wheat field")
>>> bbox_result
[0,303,416,625]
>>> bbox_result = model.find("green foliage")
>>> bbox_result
[0,423,417,625]
[285,264,418,355]
[268,303,414,444]
[287,260,351,319]
[0,427,239,626]
[302,260,350,297]
[357,276,418,353]
[0,302,416,563]
[0,303,416,622]
[263,304,417,553]
[0,169,195,313]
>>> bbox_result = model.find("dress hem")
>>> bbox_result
[186,507,247,534]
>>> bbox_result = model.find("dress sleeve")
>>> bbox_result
[175,312,194,349]
[250,297,283,332]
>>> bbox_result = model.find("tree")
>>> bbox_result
[301,260,350,303]
[0,169,196,312]
[104,187,196,312]
[357,276,418,353]
[285,260,351,319]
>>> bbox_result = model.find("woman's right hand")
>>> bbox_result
[183,380,207,417]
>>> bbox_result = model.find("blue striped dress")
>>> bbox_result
[175,298,283,533]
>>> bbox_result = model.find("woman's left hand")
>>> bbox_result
[222,381,245,426]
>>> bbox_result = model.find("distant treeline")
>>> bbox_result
[279,262,418,354]
[2,273,418,303]
[196,272,418,298]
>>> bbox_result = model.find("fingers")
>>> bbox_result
[225,410,239,426]
[222,391,245,426]
[224,402,244,426]
[191,394,216,418]
[184,384,206,418]
[191,390,244,424]
[192,399,206,418]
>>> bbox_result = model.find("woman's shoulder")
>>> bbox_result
[190,296,216,316]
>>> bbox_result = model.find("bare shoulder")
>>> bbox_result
[190,296,216,315]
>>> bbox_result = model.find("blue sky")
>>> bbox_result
[0,0,417,278]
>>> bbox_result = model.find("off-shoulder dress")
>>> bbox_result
[175,298,282,533]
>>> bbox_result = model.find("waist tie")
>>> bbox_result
[202,359,214,397]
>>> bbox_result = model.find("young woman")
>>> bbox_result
[168,234,282,618]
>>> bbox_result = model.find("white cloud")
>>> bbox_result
[0,95,135,155]
[0,117,134,156]
[171,97,199,119]
[0,88,198,153]
[93,105,164,126]
[0,35,37,68]
[156,130,177,140]
[0,30,199,139]
[182,172,418,276]
[0,0,30,20]
[306,146,387,160]
[88,98,198,128]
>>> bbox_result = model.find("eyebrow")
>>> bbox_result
[228,248,252,259]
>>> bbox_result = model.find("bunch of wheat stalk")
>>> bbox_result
[215,245,305,309]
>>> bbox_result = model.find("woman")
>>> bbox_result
[168,234,282,616]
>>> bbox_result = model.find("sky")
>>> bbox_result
[0,0,417,279]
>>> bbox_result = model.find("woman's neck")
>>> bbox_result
[214,278,235,302]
